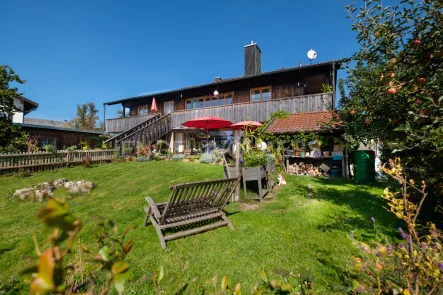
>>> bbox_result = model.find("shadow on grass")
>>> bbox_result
[312,178,403,240]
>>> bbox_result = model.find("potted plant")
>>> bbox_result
[123,144,133,161]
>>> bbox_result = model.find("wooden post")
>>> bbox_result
[122,105,126,117]
[234,130,240,201]
[103,104,106,132]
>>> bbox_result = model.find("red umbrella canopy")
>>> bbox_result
[151,97,158,112]
[182,116,233,129]
[230,120,262,130]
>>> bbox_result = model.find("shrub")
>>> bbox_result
[171,154,184,162]
[199,153,216,164]
[136,156,150,162]
[43,144,56,153]
[136,145,151,159]
[66,145,77,151]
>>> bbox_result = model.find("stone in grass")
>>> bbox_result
[35,189,53,202]
[13,188,35,200]
[53,178,68,188]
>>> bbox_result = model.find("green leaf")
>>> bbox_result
[258,271,268,283]
[113,271,130,295]
[99,246,113,262]
[158,265,164,284]
[221,275,229,291]
[112,261,129,274]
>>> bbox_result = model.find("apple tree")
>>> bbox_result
[338,0,443,212]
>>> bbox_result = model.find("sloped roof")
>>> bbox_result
[21,118,103,134]
[24,118,70,128]
[264,111,339,134]
[104,59,348,106]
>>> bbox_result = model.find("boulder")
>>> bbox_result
[13,188,35,200]
[53,178,68,188]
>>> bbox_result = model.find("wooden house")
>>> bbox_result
[103,42,347,153]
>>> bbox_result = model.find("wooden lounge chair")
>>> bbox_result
[144,177,241,249]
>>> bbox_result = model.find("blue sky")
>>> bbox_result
[1,0,358,121]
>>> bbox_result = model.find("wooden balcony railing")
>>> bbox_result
[105,114,158,133]
[170,93,333,128]
[104,93,333,133]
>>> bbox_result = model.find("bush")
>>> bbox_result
[43,144,56,153]
[199,153,216,164]
[171,154,184,162]
[136,156,150,162]
[66,145,77,151]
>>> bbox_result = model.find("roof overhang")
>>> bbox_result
[21,96,39,115]
[17,123,103,134]
[104,58,350,106]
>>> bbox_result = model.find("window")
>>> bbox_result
[250,87,272,102]
[185,94,233,110]
[41,137,57,148]
[164,101,174,114]
[138,105,149,115]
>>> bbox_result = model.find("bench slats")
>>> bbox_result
[145,177,240,249]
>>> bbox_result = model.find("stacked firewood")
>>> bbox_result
[286,162,328,177]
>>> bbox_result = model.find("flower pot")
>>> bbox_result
[322,151,330,157]
[294,151,300,156]
[242,166,267,181]
[125,157,131,162]
[299,152,305,157]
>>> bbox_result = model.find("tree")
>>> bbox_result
[69,102,100,131]
[0,65,25,152]
[338,0,443,216]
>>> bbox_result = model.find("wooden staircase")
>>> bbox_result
[104,113,172,153]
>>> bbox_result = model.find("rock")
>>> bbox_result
[64,181,75,189]
[13,188,35,200]
[53,178,67,188]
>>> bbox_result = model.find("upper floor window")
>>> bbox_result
[138,105,149,115]
[185,94,233,110]
[250,87,272,102]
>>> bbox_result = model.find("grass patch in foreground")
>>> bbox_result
[0,161,399,294]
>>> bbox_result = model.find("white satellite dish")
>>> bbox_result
[307,48,317,64]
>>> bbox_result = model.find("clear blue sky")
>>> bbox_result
[1,0,358,121]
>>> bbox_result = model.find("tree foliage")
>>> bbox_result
[69,102,100,131]
[338,0,443,213]
[0,65,25,152]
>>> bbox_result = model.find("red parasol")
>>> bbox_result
[230,121,262,130]
[182,116,232,129]
[151,97,158,112]
[182,116,232,153]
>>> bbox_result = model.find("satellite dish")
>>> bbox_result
[307,48,317,64]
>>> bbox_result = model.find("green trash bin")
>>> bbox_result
[353,150,375,182]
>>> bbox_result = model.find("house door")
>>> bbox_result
[164,101,174,114]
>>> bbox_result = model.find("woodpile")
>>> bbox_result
[286,162,329,177]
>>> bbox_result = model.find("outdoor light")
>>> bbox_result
[307,48,317,64]
[213,89,219,96]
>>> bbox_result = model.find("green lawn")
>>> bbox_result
[0,161,400,294]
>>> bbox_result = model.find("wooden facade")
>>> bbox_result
[104,61,340,133]
[170,93,332,128]
[21,126,103,150]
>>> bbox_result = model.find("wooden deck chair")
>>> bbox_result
[144,177,240,249]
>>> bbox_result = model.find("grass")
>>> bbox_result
[0,161,400,294]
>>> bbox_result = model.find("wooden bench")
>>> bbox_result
[144,177,240,249]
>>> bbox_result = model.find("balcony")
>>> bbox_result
[105,93,333,133]
[106,114,157,133]
[170,93,333,128]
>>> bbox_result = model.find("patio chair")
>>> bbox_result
[144,177,241,249]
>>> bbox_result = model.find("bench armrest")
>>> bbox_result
[145,197,162,221]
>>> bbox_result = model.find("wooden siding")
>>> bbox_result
[170,93,332,128]
[106,114,157,133]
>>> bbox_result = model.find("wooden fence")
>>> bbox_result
[0,149,117,174]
